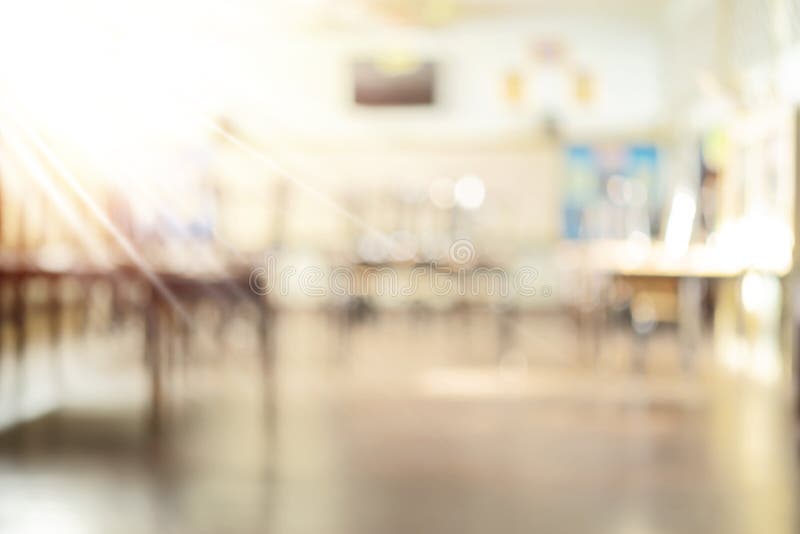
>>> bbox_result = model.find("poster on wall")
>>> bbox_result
[563,144,659,240]
[353,59,436,106]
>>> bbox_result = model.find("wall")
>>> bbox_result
[0,0,668,253]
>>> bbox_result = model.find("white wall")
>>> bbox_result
[223,6,665,142]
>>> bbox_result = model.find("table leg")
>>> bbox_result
[12,277,26,363]
[48,277,63,390]
[678,277,703,372]
[256,298,273,372]
[145,291,164,433]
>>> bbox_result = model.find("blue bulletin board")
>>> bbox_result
[563,144,659,240]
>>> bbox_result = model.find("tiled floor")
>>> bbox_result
[0,309,796,534]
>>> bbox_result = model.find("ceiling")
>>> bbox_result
[303,0,671,28]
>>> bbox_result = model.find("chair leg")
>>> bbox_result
[12,277,26,364]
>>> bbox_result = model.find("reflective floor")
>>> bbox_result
[0,309,797,534]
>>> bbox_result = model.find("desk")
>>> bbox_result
[0,264,272,431]
[557,240,748,371]
[140,269,272,430]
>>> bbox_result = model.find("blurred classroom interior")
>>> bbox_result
[0,0,799,533]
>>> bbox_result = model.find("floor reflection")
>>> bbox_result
[0,309,796,534]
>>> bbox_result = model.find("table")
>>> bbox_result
[0,263,273,431]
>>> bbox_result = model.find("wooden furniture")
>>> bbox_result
[0,263,273,431]
[559,240,744,370]
[140,269,272,430]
